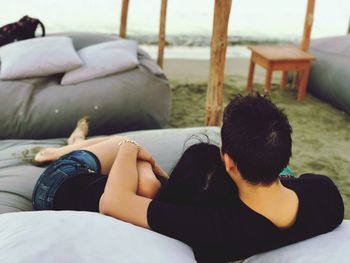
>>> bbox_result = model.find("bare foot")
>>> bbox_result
[33,147,59,165]
[67,116,90,145]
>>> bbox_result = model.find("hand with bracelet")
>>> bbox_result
[118,139,168,179]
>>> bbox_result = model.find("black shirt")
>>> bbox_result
[53,173,344,262]
[147,174,344,262]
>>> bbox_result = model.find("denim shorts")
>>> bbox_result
[32,150,101,210]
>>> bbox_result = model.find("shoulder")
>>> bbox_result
[294,173,344,230]
[287,173,340,193]
[297,173,341,196]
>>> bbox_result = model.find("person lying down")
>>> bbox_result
[31,94,344,263]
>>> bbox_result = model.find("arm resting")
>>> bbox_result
[99,143,152,229]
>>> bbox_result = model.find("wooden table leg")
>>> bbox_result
[297,66,310,101]
[280,71,288,90]
[295,71,302,90]
[247,56,255,92]
[264,64,273,92]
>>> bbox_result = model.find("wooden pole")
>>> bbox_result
[120,0,129,38]
[300,0,315,52]
[157,0,168,68]
[347,18,350,34]
[205,0,232,126]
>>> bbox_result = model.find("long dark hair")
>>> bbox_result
[155,141,237,206]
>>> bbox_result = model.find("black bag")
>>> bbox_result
[0,15,45,47]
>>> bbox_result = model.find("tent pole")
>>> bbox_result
[205,0,232,126]
[157,0,168,68]
[300,0,315,52]
[120,0,129,38]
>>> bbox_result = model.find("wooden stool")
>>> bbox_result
[247,45,316,101]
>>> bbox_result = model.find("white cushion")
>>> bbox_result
[0,211,196,263]
[0,211,349,262]
[244,220,350,263]
[61,40,139,85]
[0,37,82,79]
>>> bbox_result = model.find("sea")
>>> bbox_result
[1,0,349,59]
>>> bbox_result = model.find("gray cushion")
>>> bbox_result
[244,220,350,263]
[0,32,170,139]
[0,127,220,214]
[308,36,350,115]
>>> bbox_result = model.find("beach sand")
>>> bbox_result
[164,58,272,84]
[164,58,350,219]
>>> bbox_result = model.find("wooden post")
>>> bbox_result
[300,0,315,52]
[347,18,350,34]
[205,0,232,126]
[157,0,168,68]
[120,0,129,38]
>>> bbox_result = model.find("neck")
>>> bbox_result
[236,178,289,205]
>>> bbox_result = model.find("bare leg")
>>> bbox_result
[67,116,90,145]
[35,135,128,175]
[82,136,129,175]
[34,135,124,164]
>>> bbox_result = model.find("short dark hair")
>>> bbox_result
[221,94,292,185]
[156,142,237,206]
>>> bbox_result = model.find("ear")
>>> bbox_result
[223,153,236,174]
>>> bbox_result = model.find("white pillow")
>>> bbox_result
[0,36,82,79]
[0,211,196,263]
[244,221,350,263]
[61,40,139,85]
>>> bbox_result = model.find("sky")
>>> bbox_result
[0,0,349,40]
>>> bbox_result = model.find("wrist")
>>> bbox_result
[118,139,140,152]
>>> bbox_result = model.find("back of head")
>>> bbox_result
[221,94,292,185]
[155,141,237,206]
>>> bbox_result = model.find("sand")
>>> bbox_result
[164,58,280,84]
[164,58,350,219]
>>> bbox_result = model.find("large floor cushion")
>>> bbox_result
[0,32,171,139]
[308,35,350,115]
[245,220,350,263]
[0,211,196,263]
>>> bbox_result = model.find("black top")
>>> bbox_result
[53,173,168,212]
[53,173,107,212]
[147,174,344,262]
[54,173,344,262]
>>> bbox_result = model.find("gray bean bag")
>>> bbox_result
[0,32,171,139]
[1,127,350,263]
[308,35,350,115]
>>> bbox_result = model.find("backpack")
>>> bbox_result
[0,15,45,47]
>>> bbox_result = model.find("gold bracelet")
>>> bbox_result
[118,139,140,151]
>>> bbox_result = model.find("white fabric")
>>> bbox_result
[244,220,350,263]
[0,211,196,263]
[0,37,82,79]
[61,40,139,85]
[0,211,349,263]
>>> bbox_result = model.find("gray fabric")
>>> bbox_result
[0,211,197,263]
[243,221,350,263]
[0,127,220,214]
[0,32,171,139]
[308,36,350,115]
